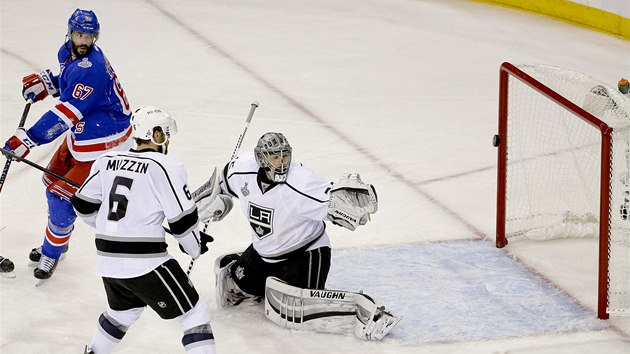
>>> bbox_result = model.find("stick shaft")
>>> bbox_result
[187,102,259,275]
[0,102,32,193]
[0,147,80,188]
[229,101,258,160]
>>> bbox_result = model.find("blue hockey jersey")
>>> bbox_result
[26,42,133,161]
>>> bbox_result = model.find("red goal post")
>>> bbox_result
[495,62,630,319]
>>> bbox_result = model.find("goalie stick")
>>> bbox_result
[186,101,259,275]
[0,101,32,194]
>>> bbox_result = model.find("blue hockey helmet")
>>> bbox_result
[68,9,100,38]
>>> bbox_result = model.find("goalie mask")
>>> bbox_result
[255,132,292,183]
[131,106,178,154]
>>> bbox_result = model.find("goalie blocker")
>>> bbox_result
[194,166,233,223]
[264,277,401,341]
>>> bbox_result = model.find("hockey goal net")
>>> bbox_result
[495,62,630,319]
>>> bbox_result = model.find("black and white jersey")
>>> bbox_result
[71,149,201,278]
[220,152,332,259]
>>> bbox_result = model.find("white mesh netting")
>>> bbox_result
[504,64,630,314]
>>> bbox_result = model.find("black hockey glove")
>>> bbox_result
[199,231,214,255]
[179,231,214,256]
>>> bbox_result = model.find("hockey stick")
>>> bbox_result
[0,146,80,188]
[186,101,259,275]
[0,101,32,194]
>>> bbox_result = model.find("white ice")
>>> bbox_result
[1,0,630,353]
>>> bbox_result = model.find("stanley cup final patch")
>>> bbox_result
[241,182,250,196]
[248,202,273,239]
[78,58,93,68]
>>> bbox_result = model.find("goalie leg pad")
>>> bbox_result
[265,277,357,335]
[264,277,401,340]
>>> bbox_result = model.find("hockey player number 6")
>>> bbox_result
[108,176,133,221]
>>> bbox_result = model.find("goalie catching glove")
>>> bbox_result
[327,173,378,231]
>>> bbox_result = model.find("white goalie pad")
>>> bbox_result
[194,167,234,223]
[327,173,378,231]
[264,277,400,341]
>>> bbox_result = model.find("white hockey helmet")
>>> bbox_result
[254,132,292,183]
[130,106,178,146]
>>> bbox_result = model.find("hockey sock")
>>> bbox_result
[42,190,76,258]
[179,300,216,353]
[90,308,143,354]
[41,222,72,259]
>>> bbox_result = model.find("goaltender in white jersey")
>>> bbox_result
[226,150,331,259]
[196,131,401,341]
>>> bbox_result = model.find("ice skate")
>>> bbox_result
[29,243,69,266]
[355,305,402,341]
[34,254,59,283]
[355,294,402,341]
[0,256,16,278]
[367,306,402,340]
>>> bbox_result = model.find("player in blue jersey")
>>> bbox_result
[2,9,133,280]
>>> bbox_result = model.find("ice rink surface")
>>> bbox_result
[1,0,630,353]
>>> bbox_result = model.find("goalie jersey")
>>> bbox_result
[71,149,201,278]
[220,152,332,259]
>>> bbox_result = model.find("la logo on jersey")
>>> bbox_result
[249,202,273,239]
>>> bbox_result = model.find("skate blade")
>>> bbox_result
[35,278,50,287]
